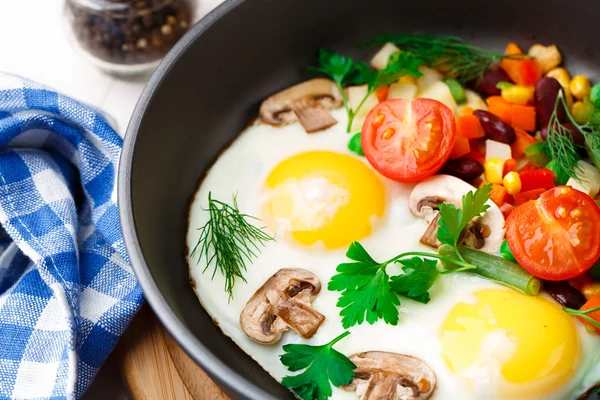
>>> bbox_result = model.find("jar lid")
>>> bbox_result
[69,0,130,12]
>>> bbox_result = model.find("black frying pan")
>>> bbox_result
[118,0,600,398]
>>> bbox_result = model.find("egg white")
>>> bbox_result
[187,109,600,399]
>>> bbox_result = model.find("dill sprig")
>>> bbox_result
[543,91,583,181]
[191,192,274,300]
[365,33,521,84]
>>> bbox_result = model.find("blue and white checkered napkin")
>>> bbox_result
[0,73,143,399]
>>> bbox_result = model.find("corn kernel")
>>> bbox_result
[570,75,591,100]
[501,85,535,105]
[484,158,505,184]
[582,282,600,298]
[572,99,595,124]
[502,171,522,195]
[397,75,417,85]
[547,67,573,108]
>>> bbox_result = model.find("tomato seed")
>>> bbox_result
[382,128,395,139]
[373,114,385,127]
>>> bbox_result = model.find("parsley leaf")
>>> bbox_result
[347,132,364,156]
[312,49,423,132]
[390,258,439,304]
[280,331,356,400]
[328,243,400,328]
[438,184,492,247]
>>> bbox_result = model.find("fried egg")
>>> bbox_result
[187,108,600,399]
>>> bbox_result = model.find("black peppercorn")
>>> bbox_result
[65,0,192,70]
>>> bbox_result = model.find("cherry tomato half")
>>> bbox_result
[361,98,456,182]
[506,186,600,280]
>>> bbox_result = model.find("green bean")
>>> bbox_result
[443,78,467,105]
[438,245,542,296]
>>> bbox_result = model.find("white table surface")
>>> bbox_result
[0,0,224,398]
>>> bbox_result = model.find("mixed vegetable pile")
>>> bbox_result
[192,34,600,400]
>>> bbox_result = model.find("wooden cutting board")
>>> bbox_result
[115,305,229,400]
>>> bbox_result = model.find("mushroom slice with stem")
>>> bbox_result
[409,174,505,254]
[239,268,325,345]
[259,78,343,133]
[342,351,436,400]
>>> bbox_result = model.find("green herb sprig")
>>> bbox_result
[280,331,356,400]
[364,34,522,84]
[328,185,493,328]
[312,49,422,132]
[543,91,583,181]
[564,305,600,330]
[191,192,274,300]
[437,184,492,262]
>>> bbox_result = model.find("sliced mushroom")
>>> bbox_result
[239,268,325,344]
[341,351,436,400]
[259,78,342,133]
[409,175,505,253]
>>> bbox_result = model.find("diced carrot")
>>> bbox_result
[486,96,513,124]
[456,115,486,139]
[513,188,546,205]
[511,128,538,159]
[490,184,508,207]
[460,106,475,116]
[503,158,517,176]
[519,168,555,192]
[465,148,485,165]
[500,43,542,86]
[577,296,600,333]
[499,202,515,219]
[376,86,389,102]
[450,135,471,159]
[510,104,536,132]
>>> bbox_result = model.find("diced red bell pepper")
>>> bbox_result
[519,168,555,192]
[513,188,546,205]
[464,149,485,165]
[577,296,600,333]
[499,202,515,219]
[500,43,542,86]
[486,96,513,124]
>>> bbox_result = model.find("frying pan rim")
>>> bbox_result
[118,0,277,398]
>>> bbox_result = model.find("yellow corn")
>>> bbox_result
[570,75,591,100]
[397,75,417,85]
[546,67,573,108]
[582,282,600,298]
[501,85,535,105]
[503,171,522,195]
[572,99,595,124]
[484,158,505,184]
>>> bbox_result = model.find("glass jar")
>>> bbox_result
[64,0,193,75]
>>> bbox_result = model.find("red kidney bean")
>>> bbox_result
[474,68,511,96]
[473,110,516,144]
[440,158,484,182]
[545,280,587,309]
[535,77,567,129]
[541,122,585,145]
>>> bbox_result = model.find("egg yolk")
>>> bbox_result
[262,151,385,248]
[440,289,579,398]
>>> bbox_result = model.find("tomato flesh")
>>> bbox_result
[506,186,600,280]
[361,98,456,182]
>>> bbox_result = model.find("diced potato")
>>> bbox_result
[485,140,512,162]
[346,85,379,131]
[464,89,488,110]
[416,65,443,92]
[566,160,600,197]
[370,42,401,70]
[528,44,562,75]
[387,83,417,101]
[417,81,458,111]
